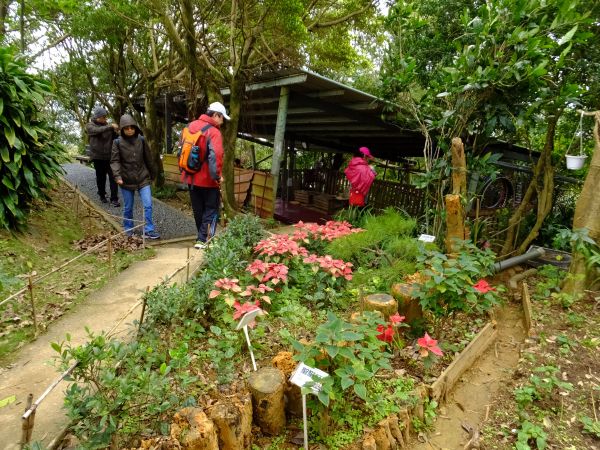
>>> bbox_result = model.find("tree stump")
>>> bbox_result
[247,367,286,435]
[362,434,377,450]
[272,351,303,417]
[207,393,253,450]
[390,283,423,324]
[170,407,219,450]
[363,293,397,320]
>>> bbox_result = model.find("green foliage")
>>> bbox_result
[54,329,199,447]
[532,265,565,300]
[143,283,198,327]
[413,241,500,322]
[348,260,416,295]
[326,208,416,267]
[515,420,548,450]
[579,415,600,438]
[0,47,67,230]
[191,213,266,318]
[199,325,242,385]
[333,205,374,227]
[514,366,573,410]
[292,311,393,415]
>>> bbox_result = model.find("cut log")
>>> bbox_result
[390,283,423,324]
[247,367,286,435]
[373,425,392,450]
[379,418,398,450]
[207,393,253,450]
[170,407,219,450]
[399,408,411,444]
[363,293,397,320]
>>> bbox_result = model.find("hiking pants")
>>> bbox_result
[93,159,118,201]
[189,187,220,243]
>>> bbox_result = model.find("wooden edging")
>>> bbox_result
[429,321,498,403]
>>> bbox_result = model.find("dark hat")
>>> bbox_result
[92,107,108,119]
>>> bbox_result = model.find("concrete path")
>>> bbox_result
[0,244,204,449]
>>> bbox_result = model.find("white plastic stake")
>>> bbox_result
[302,394,308,450]
[243,325,257,372]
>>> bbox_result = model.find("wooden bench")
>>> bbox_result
[74,155,92,164]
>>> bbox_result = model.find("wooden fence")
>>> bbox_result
[289,169,426,217]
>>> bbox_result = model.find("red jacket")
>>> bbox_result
[344,157,376,196]
[180,114,224,188]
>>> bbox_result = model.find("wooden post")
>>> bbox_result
[451,137,467,196]
[27,274,37,336]
[446,137,468,253]
[270,86,290,205]
[391,283,423,325]
[107,236,113,277]
[208,393,253,450]
[20,393,34,448]
[138,286,149,333]
[186,247,190,282]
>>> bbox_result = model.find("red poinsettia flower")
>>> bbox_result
[417,333,443,357]
[376,324,395,343]
[232,301,262,328]
[389,313,405,324]
[261,263,289,285]
[473,279,496,294]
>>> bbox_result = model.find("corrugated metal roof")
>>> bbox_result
[221,68,427,161]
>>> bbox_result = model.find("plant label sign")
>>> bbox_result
[235,307,262,330]
[289,363,329,394]
[418,234,436,243]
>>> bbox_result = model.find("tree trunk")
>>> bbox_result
[143,80,165,187]
[563,111,600,293]
[247,367,286,435]
[501,112,560,256]
[221,77,244,220]
[0,1,11,38]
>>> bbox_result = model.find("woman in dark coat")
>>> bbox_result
[110,114,160,239]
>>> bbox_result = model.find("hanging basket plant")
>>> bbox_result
[565,111,588,170]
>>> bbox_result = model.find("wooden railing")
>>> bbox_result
[289,169,425,217]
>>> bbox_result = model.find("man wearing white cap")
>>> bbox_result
[180,101,230,249]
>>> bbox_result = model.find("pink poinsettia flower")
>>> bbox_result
[303,254,320,264]
[261,263,289,285]
[376,324,395,343]
[389,313,406,324]
[254,235,308,258]
[247,260,269,279]
[214,278,242,292]
[240,284,273,304]
[232,301,262,328]
[473,279,496,294]
[417,333,443,357]
[316,255,353,280]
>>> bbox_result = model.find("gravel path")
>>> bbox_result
[62,163,197,240]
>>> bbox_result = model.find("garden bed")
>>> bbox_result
[53,211,507,449]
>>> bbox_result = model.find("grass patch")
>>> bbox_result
[0,183,154,363]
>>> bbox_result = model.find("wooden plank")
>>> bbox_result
[430,322,498,402]
[521,282,533,334]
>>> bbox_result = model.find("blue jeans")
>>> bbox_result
[120,185,155,234]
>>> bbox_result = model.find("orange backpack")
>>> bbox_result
[177,125,211,174]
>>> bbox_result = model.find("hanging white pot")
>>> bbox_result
[565,154,587,170]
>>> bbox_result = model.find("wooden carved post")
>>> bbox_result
[445,137,468,253]
[107,236,113,277]
[248,367,286,435]
[20,393,34,448]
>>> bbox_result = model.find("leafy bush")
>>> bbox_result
[143,283,197,327]
[55,329,198,447]
[412,241,500,328]
[0,46,67,230]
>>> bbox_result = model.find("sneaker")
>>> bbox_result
[100,197,108,203]
[110,199,121,207]
[143,231,161,240]
[194,240,206,249]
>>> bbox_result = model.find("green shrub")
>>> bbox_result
[143,283,197,327]
[384,236,421,261]
[0,47,67,230]
[363,207,416,237]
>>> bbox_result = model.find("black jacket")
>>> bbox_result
[85,120,117,160]
[110,115,155,191]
